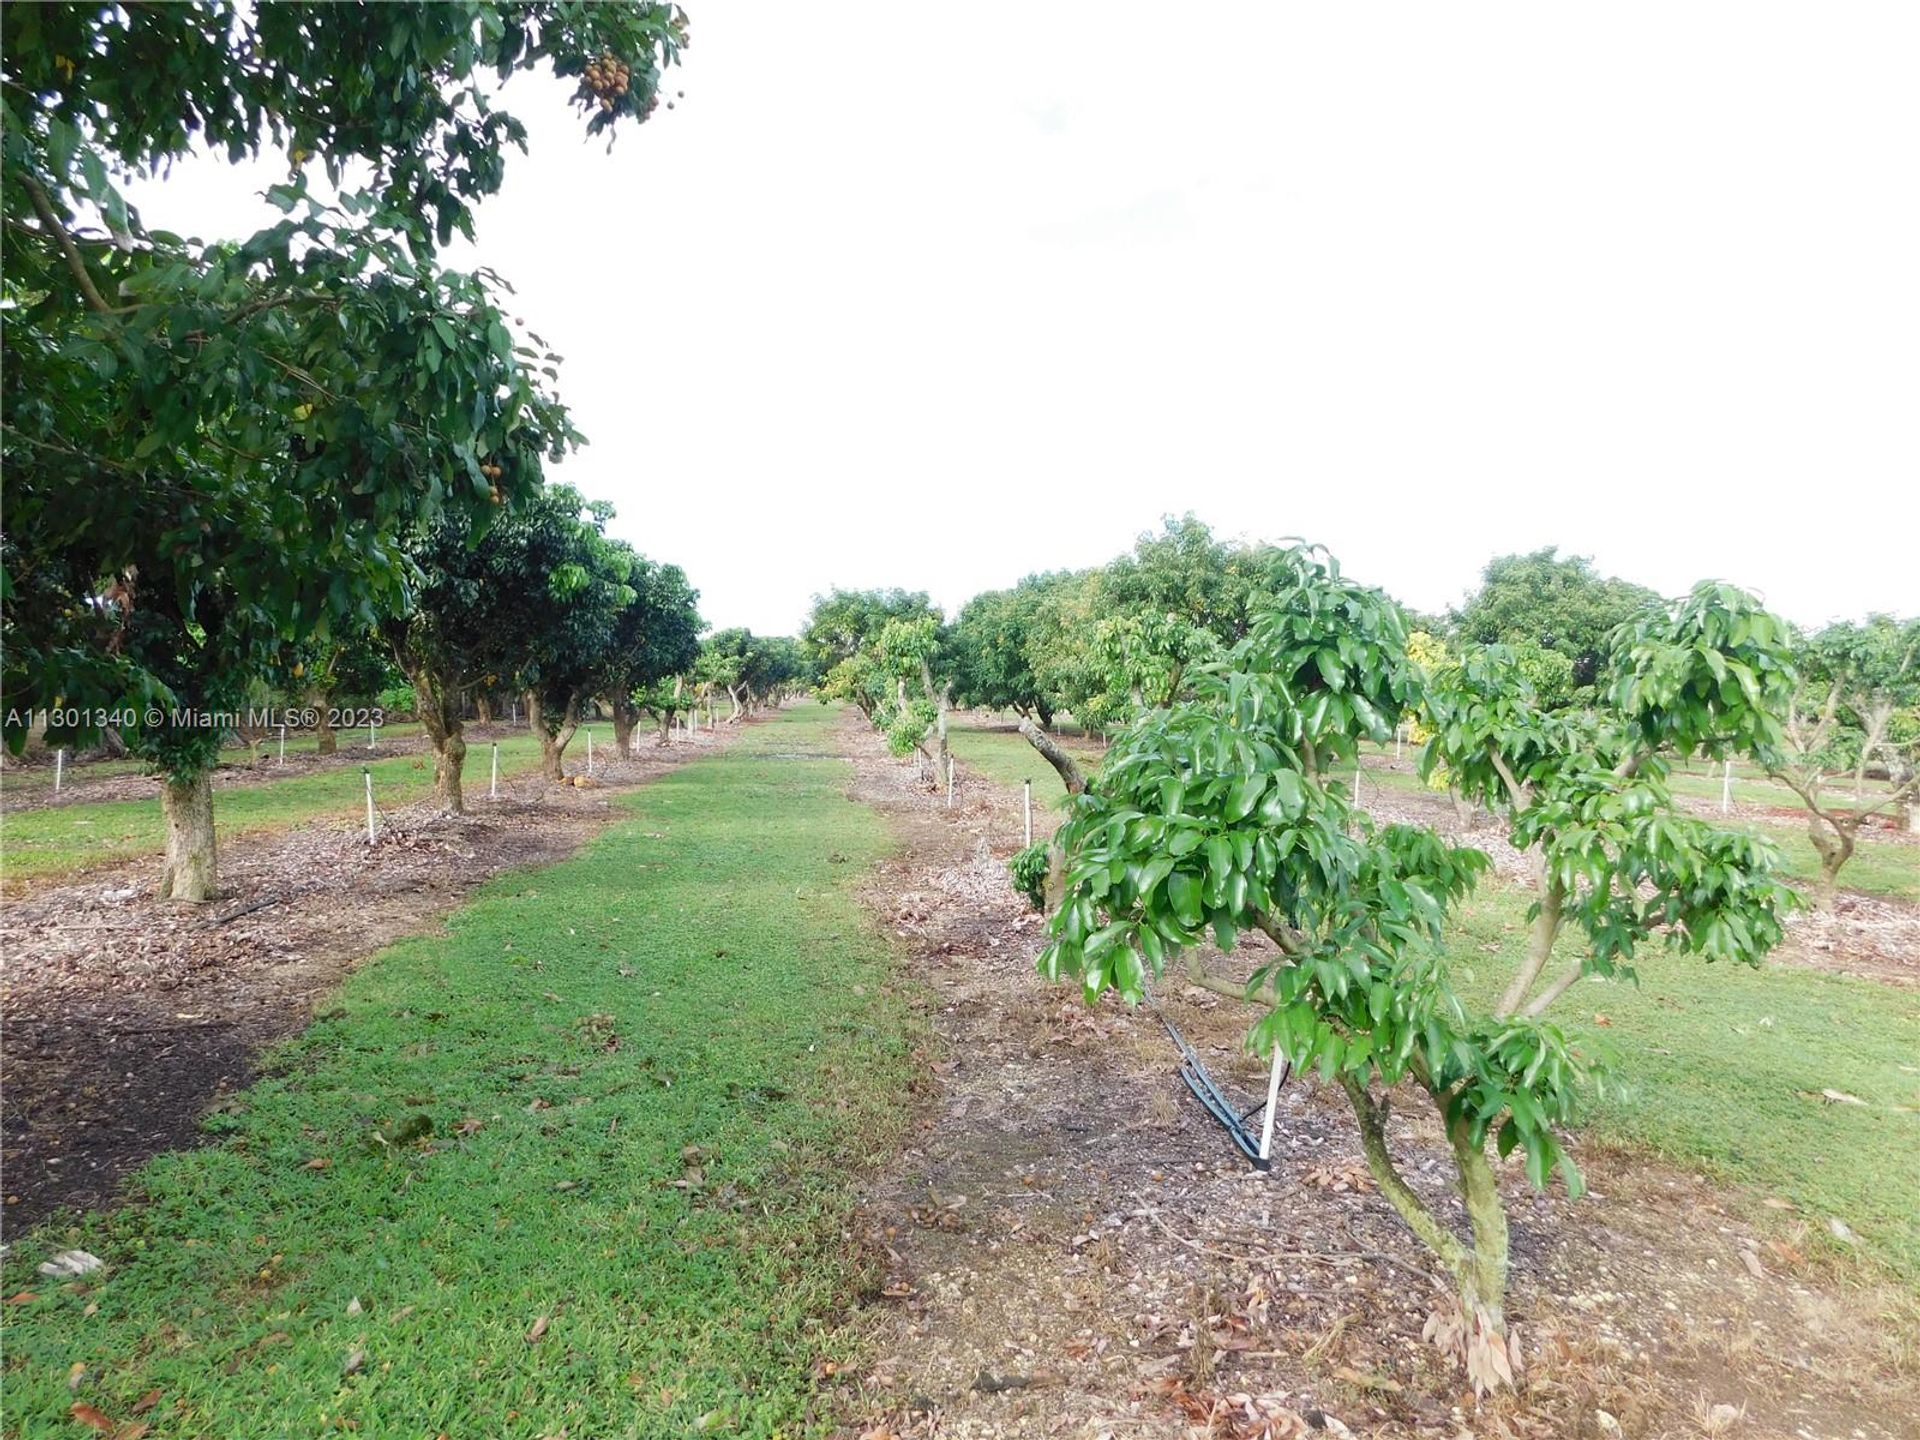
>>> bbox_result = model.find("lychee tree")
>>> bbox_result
[1765,615,1920,900]
[1035,547,1798,1391]
[1,1,686,898]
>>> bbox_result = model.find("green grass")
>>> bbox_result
[1738,819,1918,904]
[945,720,1104,812]
[1,705,916,1438]
[1,735,549,884]
[1451,887,1920,1281]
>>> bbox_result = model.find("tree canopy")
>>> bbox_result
[1,1,686,896]
[1450,548,1659,691]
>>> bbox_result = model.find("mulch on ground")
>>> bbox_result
[837,716,1919,1440]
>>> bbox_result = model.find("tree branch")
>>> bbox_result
[1340,1074,1469,1275]
[1017,716,1087,795]
[20,172,134,316]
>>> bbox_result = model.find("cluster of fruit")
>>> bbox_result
[481,460,506,504]
[581,52,631,112]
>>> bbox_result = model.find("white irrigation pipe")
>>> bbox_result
[1395,726,1404,761]
[1023,780,1033,847]
[490,742,499,799]
[586,728,594,776]
[1721,758,1734,814]
[363,767,377,844]
[946,755,954,809]
[278,723,287,767]
[368,716,376,751]
[54,748,64,794]
[1257,1046,1287,1164]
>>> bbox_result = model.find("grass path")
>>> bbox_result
[1,734,551,884]
[1,706,916,1438]
[946,719,1920,1282]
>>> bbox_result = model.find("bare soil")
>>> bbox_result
[836,715,1919,1440]
[0,728,738,1236]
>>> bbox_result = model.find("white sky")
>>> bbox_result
[126,3,1918,634]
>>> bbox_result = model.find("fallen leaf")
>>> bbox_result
[69,1404,116,1433]
[343,1348,366,1376]
[525,1315,550,1343]
[1828,1217,1858,1243]
[129,1391,161,1416]
[303,1158,331,1171]
[1739,1249,1767,1279]
[5,1291,38,1304]
[454,1118,484,1137]
[1819,1089,1867,1106]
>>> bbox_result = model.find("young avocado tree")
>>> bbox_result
[1,2,683,898]
[1035,548,1797,1391]
[1766,615,1920,897]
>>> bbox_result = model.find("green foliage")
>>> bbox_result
[701,629,804,712]
[1035,543,1801,1342]
[1451,548,1659,691]
[1,2,684,780]
[0,708,915,1437]
[803,592,951,756]
[800,588,935,674]
[1008,841,1052,910]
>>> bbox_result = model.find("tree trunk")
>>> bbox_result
[1446,1111,1513,1392]
[1808,814,1854,907]
[157,771,217,902]
[476,694,493,725]
[610,697,637,757]
[726,685,744,724]
[433,730,466,812]
[1342,1075,1514,1392]
[528,692,578,781]
[307,687,336,755]
[407,665,466,816]
[1035,698,1055,731]
[1017,716,1087,795]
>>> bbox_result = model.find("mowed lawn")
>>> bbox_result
[1,706,917,1438]
[947,721,1920,1283]
[1,734,551,885]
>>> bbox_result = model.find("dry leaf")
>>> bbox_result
[303,1158,331,1170]
[69,1404,116,1433]
[525,1315,550,1343]
[129,1391,161,1416]
[1819,1089,1867,1106]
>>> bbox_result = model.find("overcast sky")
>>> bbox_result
[130,3,1918,634]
